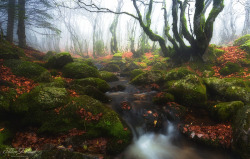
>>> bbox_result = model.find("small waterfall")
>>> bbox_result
[107,77,239,159]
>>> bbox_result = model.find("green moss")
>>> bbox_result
[131,70,164,86]
[113,53,123,61]
[37,95,132,154]
[233,34,250,46]
[70,85,110,103]
[164,67,194,81]
[204,77,249,104]
[4,59,47,80]
[0,128,13,146]
[219,62,241,76]
[130,69,144,79]
[138,62,147,68]
[0,89,16,112]
[0,40,25,59]
[36,71,52,83]
[99,71,119,82]
[232,105,250,159]
[44,77,66,88]
[153,92,175,105]
[211,101,244,121]
[43,51,57,61]
[202,44,225,63]
[166,74,207,107]
[62,62,100,79]
[47,52,73,69]
[70,77,110,93]
[13,86,68,113]
[240,39,250,54]
[101,63,120,72]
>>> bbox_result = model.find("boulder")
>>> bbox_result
[131,70,164,86]
[70,78,110,93]
[4,59,47,80]
[219,62,241,76]
[101,63,120,72]
[166,74,207,107]
[62,62,99,79]
[47,52,73,69]
[99,71,119,82]
[232,105,250,159]
[233,34,250,46]
[204,77,250,104]
[210,101,244,121]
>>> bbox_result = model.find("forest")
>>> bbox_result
[0,0,249,159]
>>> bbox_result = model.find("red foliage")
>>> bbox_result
[211,46,250,78]
[76,107,103,121]
[0,59,38,98]
[120,101,131,110]
[122,52,133,59]
[12,128,86,151]
[180,124,232,148]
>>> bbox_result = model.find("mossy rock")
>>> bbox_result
[219,62,241,76]
[232,105,250,159]
[99,71,119,82]
[113,53,123,61]
[70,85,110,103]
[130,70,164,86]
[3,59,47,80]
[101,63,120,72]
[43,77,67,88]
[202,44,225,63]
[13,86,68,113]
[36,71,52,83]
[47,52,73,69]
[233,34,250,46]
[240,39,250,54]
[151,62,168,70]
[0,89,16,112]
[122,62,139,72]
[166,74,207,107]
[0,128,13,147]
[164,67,194,81]
[43,51,57,61]
[204,77,250,104]
[70,78,110,93]
[153,92,175,105]
[62,62,100,79]
[38,95,132,154]
[130,69,144,79]
[0,40,24,59]
[210,101,244,122]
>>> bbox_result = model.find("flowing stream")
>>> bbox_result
[106,77,240,159]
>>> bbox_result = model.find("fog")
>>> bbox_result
[0,0,249,56]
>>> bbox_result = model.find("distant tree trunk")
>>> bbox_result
[17,0,26,48]
[110,0,123,54]
[242,0,250,35]
[7,0,16,43]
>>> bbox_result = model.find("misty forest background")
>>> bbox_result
[0,0,249,60]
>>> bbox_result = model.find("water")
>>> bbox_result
[106,77,239,159]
